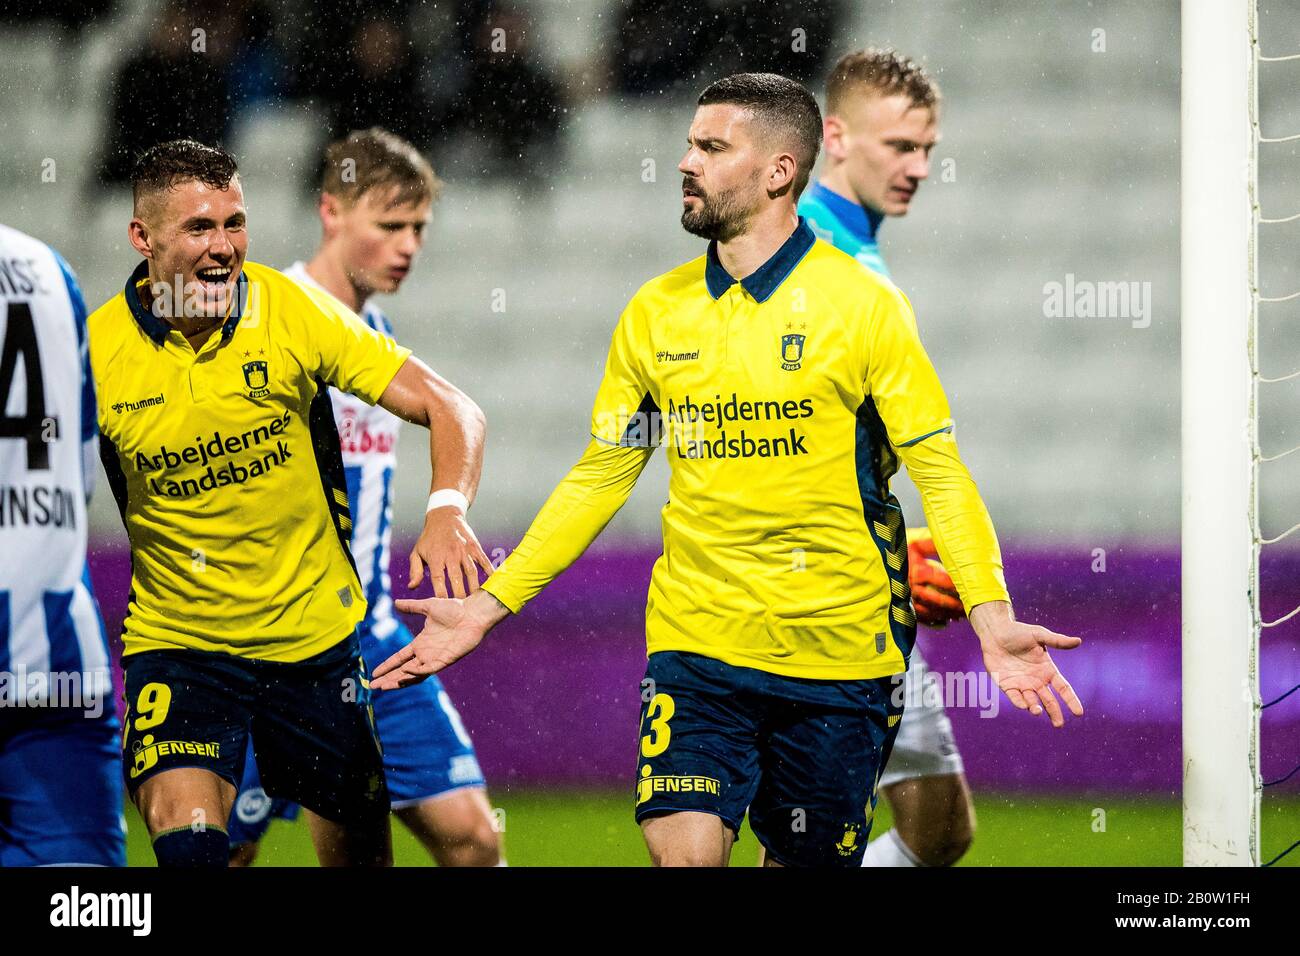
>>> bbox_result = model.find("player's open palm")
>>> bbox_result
[970,602,1083,728]
[372,597,485,690]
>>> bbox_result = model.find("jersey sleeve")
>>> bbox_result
[898,433,1010,612]
[482,439,654,612]
[863,286,951,447]
[589,303,660,448]
[297,284,412,404]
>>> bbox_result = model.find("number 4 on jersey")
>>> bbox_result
[0,300,51,470]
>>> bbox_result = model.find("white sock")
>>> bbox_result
[861,828,924,867]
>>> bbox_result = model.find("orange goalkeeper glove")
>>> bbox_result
[906,527,965,628]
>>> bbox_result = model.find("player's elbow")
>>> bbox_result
[465,393,487,435]
[457,384,486,434]
[430,380,486,438]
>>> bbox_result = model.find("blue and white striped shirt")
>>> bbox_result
[0,224,112,712]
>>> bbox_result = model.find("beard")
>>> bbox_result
[680,172,761,242]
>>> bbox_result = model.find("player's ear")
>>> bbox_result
[823,115,849,161]
[319,192,344,235]
[127,217,153,259]
[767,151,797,198]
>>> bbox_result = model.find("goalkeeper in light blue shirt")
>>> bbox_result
[797,48,976,870]
[799,177,891,278]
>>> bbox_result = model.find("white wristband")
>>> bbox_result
[426,489,469,514]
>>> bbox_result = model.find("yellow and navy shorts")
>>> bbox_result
[635,651,904,867]
[120,632,388,827]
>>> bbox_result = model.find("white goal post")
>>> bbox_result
[1180,0,1260,867]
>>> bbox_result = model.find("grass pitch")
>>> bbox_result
[123,790,1300,866]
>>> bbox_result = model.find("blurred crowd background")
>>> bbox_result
[2,0,1300,801]
[5,0,850,188]
[0,0,1215,547]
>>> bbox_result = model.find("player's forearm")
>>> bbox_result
[378,357,487,502]
[482,439,653,613]
[423,390,486,504]
[899,434,1010,613]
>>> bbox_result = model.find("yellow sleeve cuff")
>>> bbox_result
[481,575,525,615]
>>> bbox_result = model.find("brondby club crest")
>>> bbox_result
[780,333,806,371]
[835,822,862,856]
[242,360,270,398]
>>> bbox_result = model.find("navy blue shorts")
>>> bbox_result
[0,710,125,866]
[635,651,903,867]
[228,621,485,845]
[121,632,388,828]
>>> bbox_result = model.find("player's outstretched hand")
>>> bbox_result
[970,601,1083,728]
[408,507,495,599]
[906,527,965,627]
[373,590,510,691]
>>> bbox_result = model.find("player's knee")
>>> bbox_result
[645,835,726,867]
[943,792,977,863]
[650,845,724,867]
[641,812,729,866]
[897,799,975,867]
[139,793,202,835]
[921,823,973,867]
[135,770,230,836]
[466,813,502,864]
[439,816,501,867]
[402,796,501,866]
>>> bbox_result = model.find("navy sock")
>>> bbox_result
[152,826,230,868]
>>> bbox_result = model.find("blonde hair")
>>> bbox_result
[320,127,441,208]
[826,48,941,117]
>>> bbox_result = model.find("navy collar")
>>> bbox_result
[808,181,884,244]
[125,260,249,346]
[705,217,817,302]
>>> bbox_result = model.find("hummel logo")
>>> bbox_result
[656,350,700,363]
[113,394,165,414]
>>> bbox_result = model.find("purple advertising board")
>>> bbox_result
[87,541,1300,795]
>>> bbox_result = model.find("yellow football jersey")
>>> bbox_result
[484,219,1008,679]
[88,260,411,661]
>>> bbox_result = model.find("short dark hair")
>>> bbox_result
[131,140,239,209]
[826,48,941,117]
[319,127,442,208]
[697,73,822,198]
